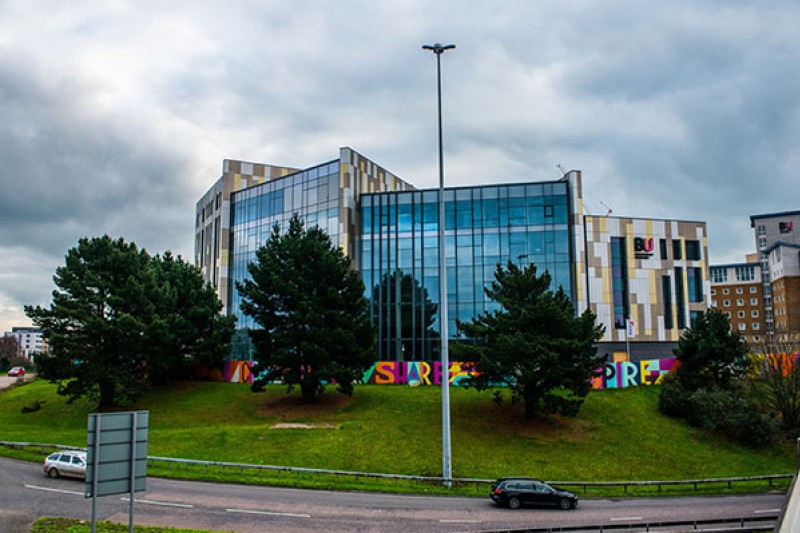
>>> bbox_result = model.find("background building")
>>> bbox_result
[751,210,800,336]
[709,259,764,344]
[3,326,46,361]
[706,211,800,347]
[196,148,709,363]
[764,241,800,341]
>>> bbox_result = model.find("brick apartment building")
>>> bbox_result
[709,257,764,344]
[711,210,800,346]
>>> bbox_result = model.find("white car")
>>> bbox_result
[43,451,87,479]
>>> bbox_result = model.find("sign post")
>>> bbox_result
[86,411,148,533]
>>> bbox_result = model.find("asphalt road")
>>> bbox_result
[0,373,34,389]
[0,457,787,532]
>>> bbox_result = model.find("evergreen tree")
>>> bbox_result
[26,236,157,407]
[452,261,605,419]
[26,237,234,407]
[672,309,751,391]
[147,252,236,384]
[237,215,374,402]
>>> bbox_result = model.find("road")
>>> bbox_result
[0,457,787,532]
[0,373,34,389]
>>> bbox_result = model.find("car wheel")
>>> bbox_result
[508,497,521,510]
[559,498,572,510]
[48,468,60,478]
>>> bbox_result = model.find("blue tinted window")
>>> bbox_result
[360,182,574,361]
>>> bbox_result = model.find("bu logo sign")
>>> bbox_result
[634,237,654,254]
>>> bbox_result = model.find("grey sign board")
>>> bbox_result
[85,411,148,498]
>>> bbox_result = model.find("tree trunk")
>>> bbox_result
[300,379,319,404]
[98,380,116,408]
[523,384,541,419]
[524,395,538,419]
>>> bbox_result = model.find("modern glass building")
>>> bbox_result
[195,148,414,359]
[361,182,573,361]
[229,160,343,334]
[196,147,709,365]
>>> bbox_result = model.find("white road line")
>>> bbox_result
[25,484,83,496]
[226,508,311,518]
[609,516,643,521]
[120,497,194,508]
[439,519,482,523]
[754,508,781,514]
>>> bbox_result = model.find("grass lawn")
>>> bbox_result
[1,379,795,496]
[31,517,223,533]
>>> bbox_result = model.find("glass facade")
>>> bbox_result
[229,160,341,358]
[360,181,573,361]
[675,267,686,329]
[611,237,629,329]
[687,267,703,302]
[662,275,673,329]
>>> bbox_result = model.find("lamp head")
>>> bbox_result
[422,43,456,54]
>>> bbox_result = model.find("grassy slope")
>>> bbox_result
[0,380,794,483]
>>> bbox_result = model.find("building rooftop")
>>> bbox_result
[749,210,800,227]
[709,262,760,269]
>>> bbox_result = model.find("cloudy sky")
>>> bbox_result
[1,1,799,332]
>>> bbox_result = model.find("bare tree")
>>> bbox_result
[749,334,800,435]
[0,335,20,367]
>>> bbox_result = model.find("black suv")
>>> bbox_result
[490,477,578,510]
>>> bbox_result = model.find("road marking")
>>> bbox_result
[439,519,482,523]
[120,497,194,508]
[754,509,781,514]
[25,484,83,496]
[226,508,311,518]
[610,516,643,521]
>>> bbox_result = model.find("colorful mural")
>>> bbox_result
[218,353,799,390]
[223,360,256,384]
[221,358,680,389]
[591,358,678,390]
[361,361,477,385]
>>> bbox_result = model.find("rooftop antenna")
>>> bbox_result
[556,164,567,179]
[595,196,613,217]
[584,185,614,217]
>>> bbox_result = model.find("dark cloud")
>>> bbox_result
[1,0,799,330]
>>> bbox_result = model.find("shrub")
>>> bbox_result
[658,374,692,417]
[687,387,777,448]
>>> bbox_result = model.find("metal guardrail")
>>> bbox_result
[0,440,793,494]
[482,513,779,532]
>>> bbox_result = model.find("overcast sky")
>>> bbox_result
[2,1,799,333]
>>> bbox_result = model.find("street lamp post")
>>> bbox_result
[422,42,455,486]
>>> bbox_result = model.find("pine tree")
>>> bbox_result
[26,237,235,407]
[26,236,157,407]
[237,215,374,402]
[452,261,605,419]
